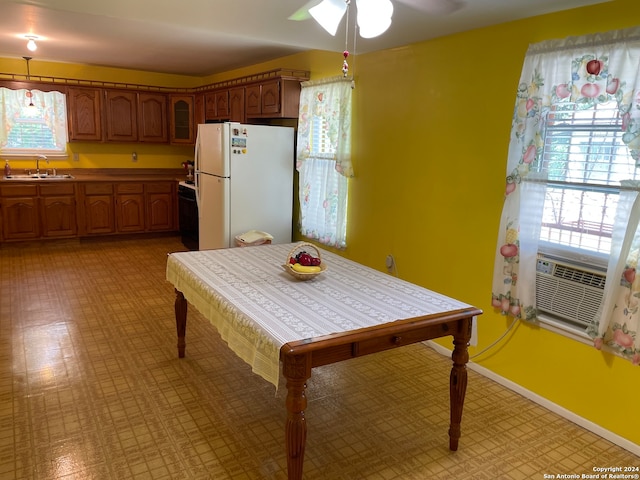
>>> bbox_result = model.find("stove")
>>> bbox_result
[178,182,198,250]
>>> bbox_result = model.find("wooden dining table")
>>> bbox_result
[166,243,482,480]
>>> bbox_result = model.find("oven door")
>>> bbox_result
[178,184,199,250]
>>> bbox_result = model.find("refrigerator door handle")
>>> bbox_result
[194,131,201,211]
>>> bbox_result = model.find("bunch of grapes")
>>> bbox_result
[289,250,321,266]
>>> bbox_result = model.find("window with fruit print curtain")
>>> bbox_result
[492,26,640,367]
[296,76,353,249]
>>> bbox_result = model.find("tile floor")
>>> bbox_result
[0,235,638,479]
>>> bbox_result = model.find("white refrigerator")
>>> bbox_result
[194,122,294,250]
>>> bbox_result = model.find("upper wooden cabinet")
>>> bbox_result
[204,91,230,122]
[138,92,169,143]
[194,93,205,127]
[68,87,103,142]
[245,79,302,119]
[245,85,261,117]
[229,87,245,123]
[169,95,195,145]
[216,91,230,119]
[63,69,308,144]
[204,92,217,120]
[105,90,138,142]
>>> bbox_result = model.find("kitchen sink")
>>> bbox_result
[3,174,75,180]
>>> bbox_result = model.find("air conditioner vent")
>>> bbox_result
[536,256,606,328]
[553,263,607,289]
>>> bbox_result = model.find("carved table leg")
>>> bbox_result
[175,289,187,358]
[282,353,311,480]
[449,317,471,451]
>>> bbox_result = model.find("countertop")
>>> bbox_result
[1,168,187,183]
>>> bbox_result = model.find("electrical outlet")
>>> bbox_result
[73,153,79,162]
[386,254,395,272]
[132,152,138,162]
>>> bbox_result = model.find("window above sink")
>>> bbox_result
[0,88,69,159]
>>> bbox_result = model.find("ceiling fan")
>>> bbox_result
[289,0,464,38]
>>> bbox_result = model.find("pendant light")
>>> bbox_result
[26,36,38,52]
[23,56,35,107]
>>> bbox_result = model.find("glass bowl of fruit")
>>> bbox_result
[283,242,327,280]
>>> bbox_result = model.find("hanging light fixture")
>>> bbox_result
[309,0,348,36]
[23,56,35,107]
[25,35,38,52]
[310,0,393,38]
[357,0,393,38]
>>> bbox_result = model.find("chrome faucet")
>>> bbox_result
[36,155,48,175]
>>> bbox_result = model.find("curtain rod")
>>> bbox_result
[522,177,640,192]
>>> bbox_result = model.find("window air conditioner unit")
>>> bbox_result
[535,255,606,328]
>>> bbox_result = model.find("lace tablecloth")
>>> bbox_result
[166,243,474,388]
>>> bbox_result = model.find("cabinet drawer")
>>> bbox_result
[116,183,144,194]
[40,183,75,196]
[85,183,113,195]
[0,184,38,197]
[146,182,173,194]
[355,324,449,357]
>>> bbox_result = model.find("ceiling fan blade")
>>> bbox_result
[396,0,464,15]
[288,0,322,21]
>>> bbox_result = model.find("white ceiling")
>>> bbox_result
[0,0,611,77]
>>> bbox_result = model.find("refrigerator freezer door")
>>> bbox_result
[227,124,294,245]
[198,173,230,250]
[195,124,228,177]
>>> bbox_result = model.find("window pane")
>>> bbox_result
[539,101,637,255]
[0,88,68,155]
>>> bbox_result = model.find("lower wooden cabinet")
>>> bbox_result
[84,181,176,235]
[40,183,77,238]
[146,183,174,231]
[1,196,40,240]
[0,183,77,240]
[116,183,145,232]
[83,183,116,235]
[1,180,177,242]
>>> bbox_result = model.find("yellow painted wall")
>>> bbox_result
[345,0,640,447]
[1,0,639,447]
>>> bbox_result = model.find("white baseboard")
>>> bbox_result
[425,340,640,457]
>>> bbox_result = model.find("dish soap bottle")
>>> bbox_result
[4,160,10,177]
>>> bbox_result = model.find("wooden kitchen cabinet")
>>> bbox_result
[39,183,77,238]
[245,79,302,119]
[1,178,179,242]
[245,84,262,117]
[0,195,39,240]
[67,87,103,141]
[205,90,231,121]
[138,92,169,143]
[169,95,195,145]
[216,90,230,119]
[204,92,217,120]
[228,87,245,123]
[146,182,175,231]
[194,93,205,127]
[82,183,115,235]
[105,90,138,142]
[0,183,76,241]
[115,183,145,232]
[1,184,39,240]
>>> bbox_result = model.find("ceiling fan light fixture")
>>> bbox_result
[309,0,348,36]
[356,0,393,38]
